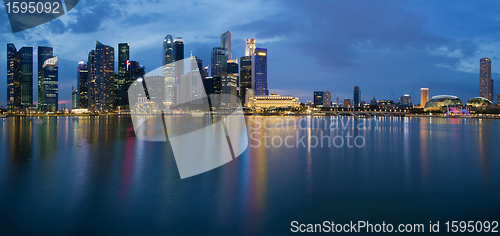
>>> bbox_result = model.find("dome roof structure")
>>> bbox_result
[424,95,462,110]
[466,97,492,107]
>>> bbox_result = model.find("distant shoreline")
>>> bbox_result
[2,113,500,119]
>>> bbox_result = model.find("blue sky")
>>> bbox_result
[1,0,500,107]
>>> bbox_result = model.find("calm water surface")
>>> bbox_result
[0,116,499,235]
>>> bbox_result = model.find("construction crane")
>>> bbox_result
[390,89,396,102]
[410,87,415,97]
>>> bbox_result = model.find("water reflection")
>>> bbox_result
[0,116,499,234]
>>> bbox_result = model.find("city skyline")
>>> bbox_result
[1,1,500,107]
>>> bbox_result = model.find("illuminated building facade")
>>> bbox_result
[87,50,96,111]
[19,47,33,108]
[222,59,239,107]
[93,41,115,112]
[211,47,228,77]
[343,99,351,108]
[466,97,492,107]
[40,56,59,112]
[239,56,252,106]
[7,43,20,111]
[163,35,175,105]
[252,48,268,96]
[248,94,300,108]
[479,58,494,101]
[245,38,256,56]
[420,88,429,108]
[173,37,184,85]
[116,43,129,107]
[77,61,88,108]
[314,91,331,107]
[424,95,462,111]
[38,46,53,110]
[353,86,361,107]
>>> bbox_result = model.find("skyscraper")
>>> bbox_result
[116,43,130,108]
[7,43,20,111]
[353,86,361,107]
[314,91,331,107]
[39,56,58,112]
[19,47,33,108]
[87,50,96,111]
[38,46,53,109]
[245,38,256,56]
[77,61,88,109]
[252,48,268,96]
[173,37,184,78]
[420,88,429,108]
[480,57,494,101]
[222,59,239,107]
[227,59,239,92]
[190,55,205,104]
[163,35,174,66]
[92,41,114,112]
[163,35,175,106]
[239,56,252,106]
[211,47,228,77]
[221,31,231,60]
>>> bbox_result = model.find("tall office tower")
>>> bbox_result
[479,57,493,101]
[420,88,429,108]
[163,35,174,66]
[87,50,96,111]
[128,61,145,82]
[211,47,228,77]
[221,59,238,107]
[203,76,221,95]
[39,56,59,112]
[314,91,331,107]
[221,31,231,60]
[163,35,175,106]
[227,59,239,93]
[77,61,88,108]
[498,94,500,105]
[239,56,252,106]
[245,38,256,56]
[175,55,203,105]
[173,37,184,76]
[190,55,205,104]
[116,43,129,108]
[37,46,53,109]
[251,48,268,96]
[173,37,185,104]
[19,47,33,108]
[72,89,77,109]
[489,79,494,102]
[7,43,20,111]
[93,41,115,112]
[353,86,361,107]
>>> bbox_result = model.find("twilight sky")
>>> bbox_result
[1,0,500,107]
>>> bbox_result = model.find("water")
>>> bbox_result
[0,116,499,235]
